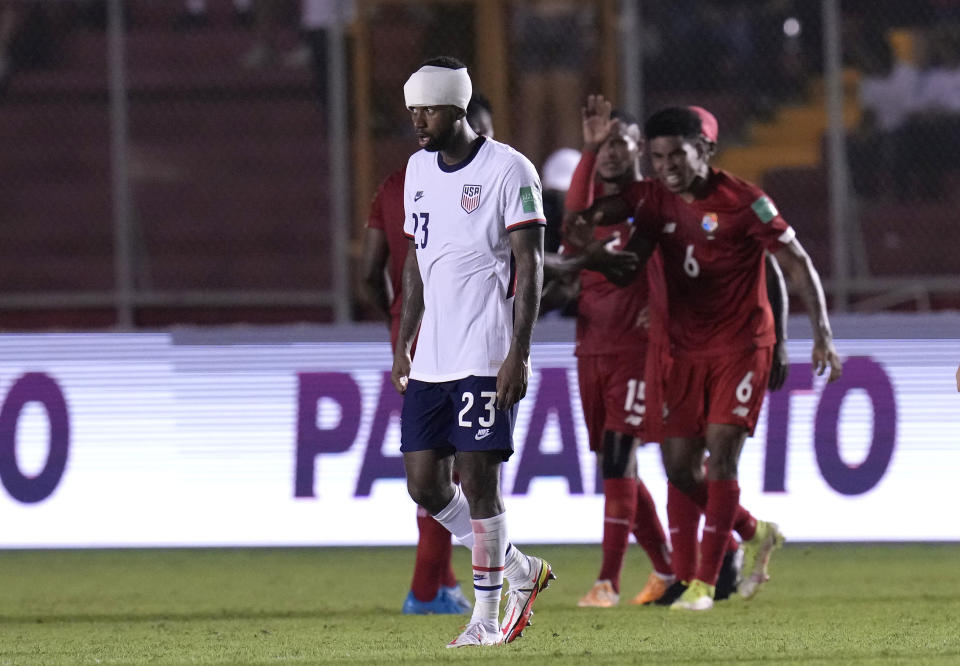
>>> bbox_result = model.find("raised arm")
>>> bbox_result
[773,239,842,382]
[390,241,424,394]
[764,252,790,390]
[497,225,544,410]
[565,94,617,212]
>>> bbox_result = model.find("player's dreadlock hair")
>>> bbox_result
[418,55,468,70]
[644,107,703,142]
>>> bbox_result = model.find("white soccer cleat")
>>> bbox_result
[446,620,503,648]
[500,556,556,643]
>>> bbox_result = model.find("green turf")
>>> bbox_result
[0,544,958,665]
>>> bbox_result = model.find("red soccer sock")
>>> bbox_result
[666,482,702,582]
[696,479,740,586]
[410,508,452,602]
[631,479,672,576]
[598,478,637,593]
[685,481,746,552]
[705,458,756,542]
[733,504,758,542]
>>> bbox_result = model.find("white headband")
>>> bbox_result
[403,65,472,111]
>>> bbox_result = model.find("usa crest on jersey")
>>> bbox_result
[461,184,482,214]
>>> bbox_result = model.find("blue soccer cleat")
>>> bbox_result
[440,583,472,614]
[402,588,470,615]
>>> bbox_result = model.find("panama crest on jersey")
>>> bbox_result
[461,184,482,214]
[701,212,719,239]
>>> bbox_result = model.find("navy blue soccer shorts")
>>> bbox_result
[400,376,517,460]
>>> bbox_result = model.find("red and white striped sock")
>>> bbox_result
[470,513,508,630]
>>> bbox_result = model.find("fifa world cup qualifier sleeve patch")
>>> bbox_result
[751,196,779,223]
[519,186,540,214]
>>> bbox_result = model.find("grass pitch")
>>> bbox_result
[0,543,958,665]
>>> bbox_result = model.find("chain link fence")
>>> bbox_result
[2,0,958,329]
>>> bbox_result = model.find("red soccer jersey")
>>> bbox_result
[632,169,796,356]
[366,168,409,319]
[573,220,651,357]
[563,154,654,357]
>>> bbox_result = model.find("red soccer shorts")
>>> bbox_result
[577,352,647,451]
[663,346,773,438]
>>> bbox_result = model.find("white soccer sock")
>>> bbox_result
[503,542,533,588]
[432,485,474,548]
[470,513,507,630]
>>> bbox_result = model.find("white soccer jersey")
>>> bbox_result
[403,137,545,382]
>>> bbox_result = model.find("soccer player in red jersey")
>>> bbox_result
[359,94,495,616]
[555,96,674,608]
[561,98,791,607]
[614,106,842,610]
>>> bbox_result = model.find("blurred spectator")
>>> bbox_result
[541,147,581,254]
[893,25,960,198]
[914,26,960,112]
[511,0,590,170]
[848,31,920,197]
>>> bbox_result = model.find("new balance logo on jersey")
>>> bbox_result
[732,405,750,417]
[414,190,424,202]
[475,428,493,441]
[663,222,677,233]
[461,184,482,213]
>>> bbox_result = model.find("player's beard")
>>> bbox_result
[421,123,456,153]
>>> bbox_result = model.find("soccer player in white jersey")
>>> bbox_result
[390,56,555,648]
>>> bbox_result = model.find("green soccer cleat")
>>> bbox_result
[739,520,785,600]
[670,579,715,611]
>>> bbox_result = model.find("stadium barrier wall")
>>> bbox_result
[0,315,957,547]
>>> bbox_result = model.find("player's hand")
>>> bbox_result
[812,338,842,383]
[496,349,529,411]
[391,350,412,394]
[582,234,639,279]
[581,94,615,150]
[768,341,790,391]
[562,211,596,250]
